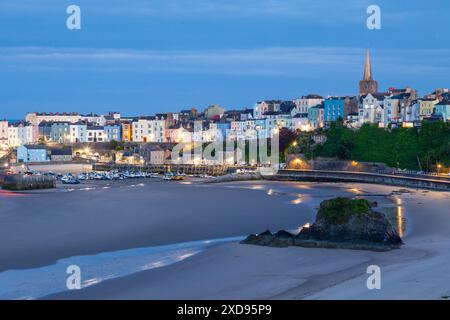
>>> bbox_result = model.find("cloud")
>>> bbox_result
[0,46,363,75]
[0,46,449,80]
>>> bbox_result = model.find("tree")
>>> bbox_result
[312,120,450,171]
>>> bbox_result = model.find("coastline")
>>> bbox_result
[0,179,318,272]
[1,179,449,300]
[47,186,450,300]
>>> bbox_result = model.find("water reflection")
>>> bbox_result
[383,197,406,238]
[397,206,404,238]
[348,187,361,194]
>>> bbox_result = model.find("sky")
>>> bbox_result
[0,0,449,118]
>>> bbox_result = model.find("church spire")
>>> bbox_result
[363,48,373,81]
[359,48,378,95]
[364,49,373,81]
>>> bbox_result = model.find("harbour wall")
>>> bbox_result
[271,170,450,191]
[93,163,228,176]
[1,174,56,191]
[209,169,450,191]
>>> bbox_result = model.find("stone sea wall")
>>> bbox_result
[271,170,450,191]
[2,174,56,191]
[208,170,450,191]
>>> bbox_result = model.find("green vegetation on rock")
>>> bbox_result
[319,197,376,225]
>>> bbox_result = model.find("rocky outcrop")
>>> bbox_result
[205,173,262,184]
[242,230,295,248]
[241,197,403,251]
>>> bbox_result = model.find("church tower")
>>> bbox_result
[359,49,378,95]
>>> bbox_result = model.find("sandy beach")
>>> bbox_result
[1,178,449,299]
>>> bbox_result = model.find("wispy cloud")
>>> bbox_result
[1,46,449,77]
[0,46,363,76]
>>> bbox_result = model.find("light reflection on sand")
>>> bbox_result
[394,197,405,237]
[348,187,362,194]
[0,236,244,300]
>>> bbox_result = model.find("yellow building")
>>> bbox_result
[419,98,439,119]
[121,121,133,142]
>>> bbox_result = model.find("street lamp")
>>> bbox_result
[437,163,442,174]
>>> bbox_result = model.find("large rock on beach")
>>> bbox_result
[241,197,403,251]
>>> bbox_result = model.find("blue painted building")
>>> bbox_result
[308,104,324,129]
[104,123,122,142]
[17,145,48,163]
[324,96,358,124]
[435,100,450,121]
[324,97,345,123]
[216,122,230,140]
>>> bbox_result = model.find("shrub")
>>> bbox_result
[319,197,371,225]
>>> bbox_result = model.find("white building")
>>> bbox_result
[402,101,420,125]
[132,117,166,143]
[228,121,247,141]
[69,123,88,143]
[0,120,8,149]
[383,96,401,127]
[8,123,34,147]
[87,126,105,142]
[81,114,106,126]
[292,114,312,131]
[359,93,387,125]
[265,113,293,133]
[253,100,281,119]
[25,112,81,126]
[293,95,324,114]
[230,120,245,133]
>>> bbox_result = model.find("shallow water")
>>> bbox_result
[0,236,244,300]
[0,180,409,299]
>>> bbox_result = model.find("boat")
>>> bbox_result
[163,173,184,181]
[61,176,80,184]
[163,173,174,181]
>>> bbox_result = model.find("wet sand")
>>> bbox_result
[1,179,449,299]
[0,179,324,272]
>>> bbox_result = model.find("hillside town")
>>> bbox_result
[1,49,449,165]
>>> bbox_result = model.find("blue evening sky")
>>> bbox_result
[0,0,449,118]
